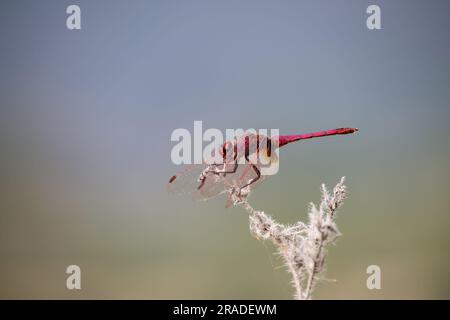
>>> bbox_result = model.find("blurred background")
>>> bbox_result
[1,0,449,299]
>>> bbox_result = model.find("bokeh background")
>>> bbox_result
[1,0,449,299]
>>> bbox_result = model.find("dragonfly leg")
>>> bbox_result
[240,164,261,190]
[197,165,215,190]
[211,138,238,175]
[212,161,238,175]
[197,160,238,190]
[197,174,206,190]
[197,138,238,190]
[240,154,261,190]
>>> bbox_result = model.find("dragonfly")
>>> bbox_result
[168,127,358,206]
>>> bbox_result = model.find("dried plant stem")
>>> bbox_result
[304,246,321,300]
[284,248,304,299]
[233,177,348,300]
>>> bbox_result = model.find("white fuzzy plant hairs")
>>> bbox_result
[230,177,348,300]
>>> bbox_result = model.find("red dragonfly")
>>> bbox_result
[168,127,358,206]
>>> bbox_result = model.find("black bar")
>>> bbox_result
[0,300,447,319]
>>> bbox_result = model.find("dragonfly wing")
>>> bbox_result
[167,164,205,196]
[192,162,243,201]
[168,134,270,204]
[192,173,228,201]
[167,164,231,201]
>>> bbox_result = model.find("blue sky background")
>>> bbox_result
[1,0,449,298]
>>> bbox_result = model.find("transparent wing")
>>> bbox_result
[167,163,235,201]
[167,164,206,196]
[168,133,272,204]
[167,161,265,203]
[192,164,232,201]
